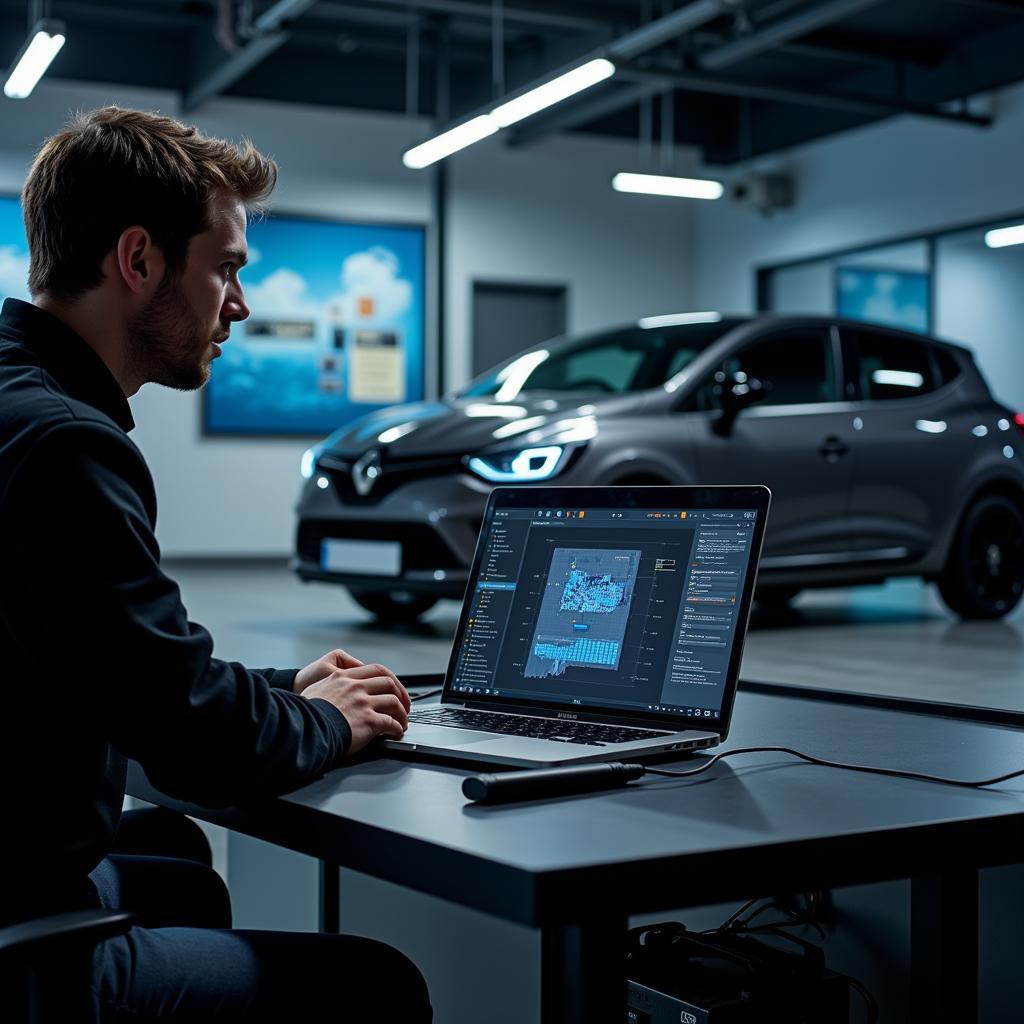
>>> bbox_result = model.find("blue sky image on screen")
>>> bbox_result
[206,215,425,435]
[836,266,929,333]
[0,196,30,302]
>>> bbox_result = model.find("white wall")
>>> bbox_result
[0,78,697,555]
[694,85,1024,315]
[936,236,1024,409]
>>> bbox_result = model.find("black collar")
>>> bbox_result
[0,298,134,433]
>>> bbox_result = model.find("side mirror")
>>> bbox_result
[711,370,767,436]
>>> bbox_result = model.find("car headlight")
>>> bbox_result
[300,445,322,479]
[467,445,570,482]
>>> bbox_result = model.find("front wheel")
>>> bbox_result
[348,587,439,623]
[937,495,1024,619]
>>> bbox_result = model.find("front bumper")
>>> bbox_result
[293,469,490,597]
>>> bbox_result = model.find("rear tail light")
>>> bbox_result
[1015,413,1024,439]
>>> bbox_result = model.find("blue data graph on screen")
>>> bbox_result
[0,195,31,302]
[525,548,640,679]
[204,214,425,435]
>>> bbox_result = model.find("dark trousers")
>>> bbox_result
[89,808,432,1023]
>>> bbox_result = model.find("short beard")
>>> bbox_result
[126,271,212,391]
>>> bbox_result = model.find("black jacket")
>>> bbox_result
[0,299,350,921]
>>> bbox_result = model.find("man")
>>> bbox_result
[0,107,431,1021]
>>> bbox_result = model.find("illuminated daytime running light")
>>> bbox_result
[468,445,566,482]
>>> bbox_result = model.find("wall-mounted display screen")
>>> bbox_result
[203,214,426,436]
[835,265,930,333]
[0,195,30,301]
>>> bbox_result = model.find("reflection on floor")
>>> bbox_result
[167,560,1024,714]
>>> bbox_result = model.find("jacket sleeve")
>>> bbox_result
[3,422,351,807]
[252,668,300,690]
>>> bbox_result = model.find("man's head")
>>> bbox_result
[21,106,277,391]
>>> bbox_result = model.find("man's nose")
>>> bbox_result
[224,286,250,323]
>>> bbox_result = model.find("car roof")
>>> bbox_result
[741,312,973,357]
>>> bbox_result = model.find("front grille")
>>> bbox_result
[318,452,466,504]
[296,518,464,571]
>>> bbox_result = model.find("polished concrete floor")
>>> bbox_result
[168,560,1024,714]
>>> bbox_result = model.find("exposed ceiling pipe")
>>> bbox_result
[698,0,886,70]
[618,63,994,127]
[183,0,319,111]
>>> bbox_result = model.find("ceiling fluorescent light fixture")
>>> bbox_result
[984,224,1024,249]
[490,58,616,128]
[612,172,724,200]
[402,114,499,169]
[3,19,66,99]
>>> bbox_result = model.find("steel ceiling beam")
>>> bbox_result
[182,0,319,112]
[699,0,886,70]
[319,0,608,32]
[618,63,993,127]
[403,0,734,153]
[606,0,737,61]
[497,1,735,148]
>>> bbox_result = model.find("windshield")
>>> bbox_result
[460,319,746,399]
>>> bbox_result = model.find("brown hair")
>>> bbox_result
[22,106,277,300]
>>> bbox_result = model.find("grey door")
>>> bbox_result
[683,327,856,560]
[472,281,567,375]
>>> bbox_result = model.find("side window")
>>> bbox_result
[688,330,837,410]
[853,330,935,400]
[933,347,962,387]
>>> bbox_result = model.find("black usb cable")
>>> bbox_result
[463,746,1024,804]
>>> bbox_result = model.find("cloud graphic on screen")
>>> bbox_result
[0,245,30,300]
[243,267,324,322]
[338,246,412,321]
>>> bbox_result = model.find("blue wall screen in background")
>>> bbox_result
[204,214,426,436]
[835,266,930,333]
[0,195,30,301]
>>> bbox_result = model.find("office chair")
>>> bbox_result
[0,909,135,1023]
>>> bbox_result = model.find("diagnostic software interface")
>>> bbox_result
[450,504,759,721]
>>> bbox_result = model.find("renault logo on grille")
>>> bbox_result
[352,450,382,496]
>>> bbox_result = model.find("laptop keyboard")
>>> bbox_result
[408,707,671,746]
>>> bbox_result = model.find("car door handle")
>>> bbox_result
[818,436,850,462]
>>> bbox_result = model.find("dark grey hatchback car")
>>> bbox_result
[294,313,1024,622]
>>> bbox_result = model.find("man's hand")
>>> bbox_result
[297,653,411,756]
[293,648,365,695]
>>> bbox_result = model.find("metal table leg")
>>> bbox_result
[911,868,978,1024]
[318,859,340,934]
[541,917,627,1024]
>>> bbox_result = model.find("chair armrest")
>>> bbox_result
[0,910,136,960]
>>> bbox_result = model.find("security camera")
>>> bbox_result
[729,174,794,215]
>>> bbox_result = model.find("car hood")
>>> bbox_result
[323,394,641,458]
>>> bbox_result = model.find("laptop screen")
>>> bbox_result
[443,485,770,733]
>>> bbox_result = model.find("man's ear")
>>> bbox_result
[115,226,164,295]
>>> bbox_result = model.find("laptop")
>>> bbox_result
[384,484,771,768]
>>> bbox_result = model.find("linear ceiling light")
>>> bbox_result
[984,224,1024,249]
[4,19,66,99]
[402,57,617,168]
[402,114,500,169]
[490,58,616,128]
[612,172,724,200]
